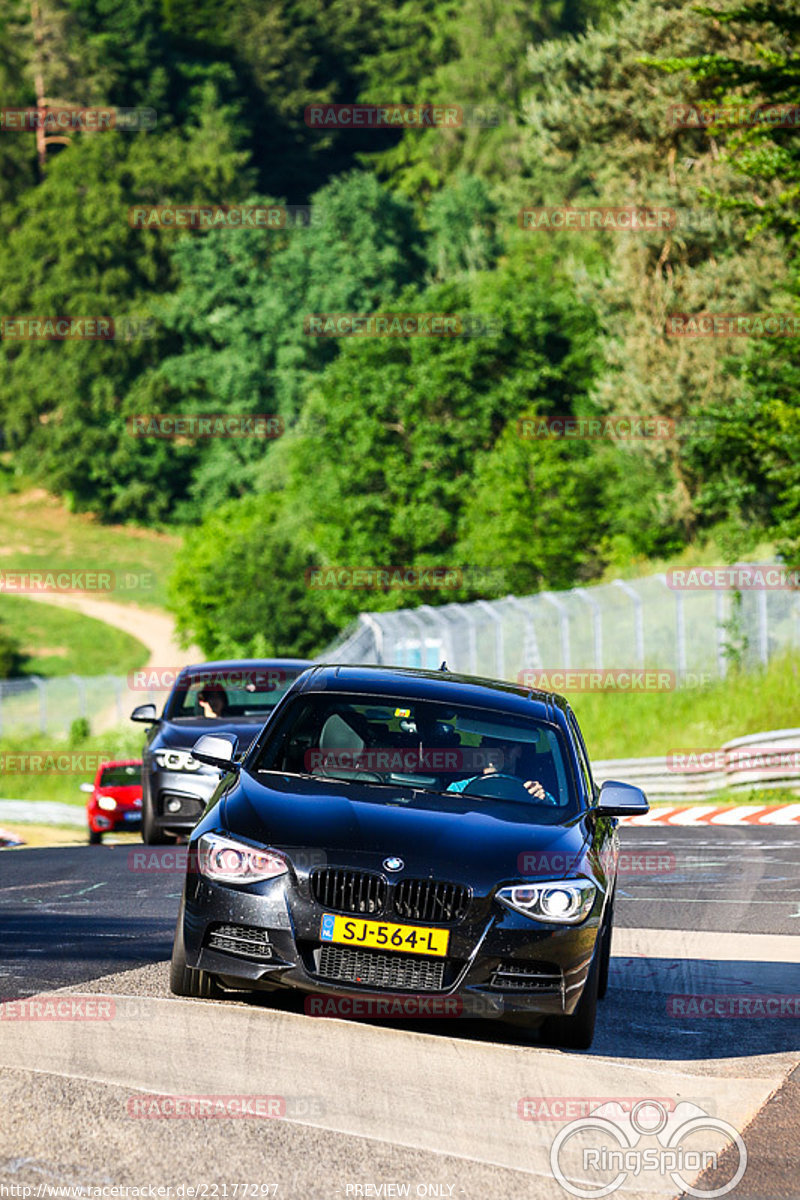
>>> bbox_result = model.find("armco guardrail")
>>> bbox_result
[592,728,800,802]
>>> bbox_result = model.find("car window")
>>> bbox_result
[568,710,594,803]
[250,692,579,816]
[165,668,302,718]
[99,765,140,787]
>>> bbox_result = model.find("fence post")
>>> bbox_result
[475,599,506,678]
[31,675,46,734]
[756,589,769,665]
[715,590,727,680]
[360,613,385,664]
[70,673,87,719]
[504,596,542,676]
[655,574,685,682]
[572,588,603,668]
[612,580,644,668]
[540,592,571,668]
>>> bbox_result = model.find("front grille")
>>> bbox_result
[317,945,445,991]
[206,924,272,960]
[310,869,386,915]
[490,960,563,992]
[394,878,470,924]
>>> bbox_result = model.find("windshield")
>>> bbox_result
[250,692,578,814]
[165,667,303,719]
[99,764,140,787]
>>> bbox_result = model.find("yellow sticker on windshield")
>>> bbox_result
[394,708,411,718]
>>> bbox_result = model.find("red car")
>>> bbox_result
[81,760,143,844]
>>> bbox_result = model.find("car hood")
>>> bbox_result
[220,772,590,888]
[154,717,267,755]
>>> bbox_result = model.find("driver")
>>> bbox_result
[197,684,228,719]
[446,739,557,804]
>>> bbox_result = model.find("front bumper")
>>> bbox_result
[181,868,602,1020]
[144,766,220,833]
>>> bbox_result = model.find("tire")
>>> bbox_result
[169,905,223,1000]
[597,893,614,1001]
[541,939,600,1051]
[88,828,103,845]
[141,795,171,845]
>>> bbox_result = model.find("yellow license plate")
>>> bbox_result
[319,913,449,957]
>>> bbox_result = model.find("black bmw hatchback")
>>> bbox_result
[130,658,311,844]
[170,664,648,1047]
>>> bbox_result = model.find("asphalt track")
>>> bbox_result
[1,827,798,1199]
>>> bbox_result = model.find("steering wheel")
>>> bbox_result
[462,773,534,802]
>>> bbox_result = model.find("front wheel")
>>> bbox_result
[141,794,171,845]
[88,827,103,845]
[169,905,223,999]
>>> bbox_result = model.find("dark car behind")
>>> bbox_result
[131,658,312,843]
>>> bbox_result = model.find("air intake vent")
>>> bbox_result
[206,924,272,960]
[490,961,562,992]
[317,945,445,991]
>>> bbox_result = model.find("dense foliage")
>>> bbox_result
[0,0,797,655]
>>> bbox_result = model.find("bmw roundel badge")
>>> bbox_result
[383,856,404,872]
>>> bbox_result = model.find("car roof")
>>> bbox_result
[176,658,313,678]
[294,663,569,723]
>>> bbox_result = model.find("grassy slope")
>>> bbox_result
[0,726,145,805]
[572,650,800,759]
[0,481,180,609]
[0,595,149,676]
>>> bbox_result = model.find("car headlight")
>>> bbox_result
[97,795,117,812]
[153,749,203,772]
[497,879,596,924]
[197,833,289,885]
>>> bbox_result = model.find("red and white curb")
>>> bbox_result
[620,803,800,826]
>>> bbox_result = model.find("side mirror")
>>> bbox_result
[79,782,95,794]
[190,733,239,773]
[596,779,649,817]
[131,703,158,724]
